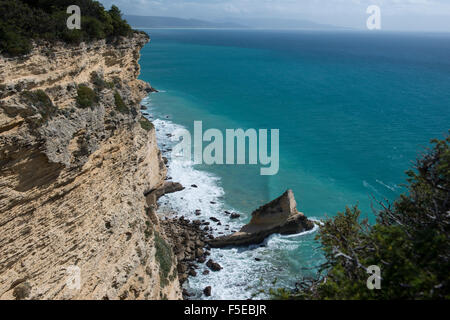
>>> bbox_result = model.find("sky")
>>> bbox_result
[99,0,450,31]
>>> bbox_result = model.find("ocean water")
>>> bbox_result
[138,29,450,299]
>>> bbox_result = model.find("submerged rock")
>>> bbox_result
[208,190,314,248]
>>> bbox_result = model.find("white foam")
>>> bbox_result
[363,180,383,196]
[375,179,399,192]
[143,98,319,300]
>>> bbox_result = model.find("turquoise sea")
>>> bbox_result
[138,29,450,299]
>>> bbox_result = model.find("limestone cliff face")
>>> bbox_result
[0,34,181,300]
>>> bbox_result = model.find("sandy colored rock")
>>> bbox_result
[0,34,181,300]
[209,190,314,248]
[145,181,184,207]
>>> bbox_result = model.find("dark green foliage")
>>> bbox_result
[113,91,128,114]
[279,134,450,300]
[154,231,173,288]
[76,85,97,108]
[0,27,33,56]
[20,89,56,120]
[139,117,154,132]
[0,0,133,56]
[108,5,131,37]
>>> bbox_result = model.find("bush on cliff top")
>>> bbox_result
[274,134,450,300]
[0,0,133,56]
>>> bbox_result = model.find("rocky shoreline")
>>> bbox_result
[148,182,222,298]
[160,217,218,298]
[152,178,314,299]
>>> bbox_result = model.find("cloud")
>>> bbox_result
[98,0,450,31]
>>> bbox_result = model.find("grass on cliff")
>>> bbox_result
[76,85,98,109]
[113,91,129,114]
[273,134,450,300]
[0,0,134,56]
[139,117,154,132]
[154,231,173,288]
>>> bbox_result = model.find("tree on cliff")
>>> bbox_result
[0,0,133,56]
[273,133,449,300]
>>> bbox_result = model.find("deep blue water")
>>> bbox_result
[138,29,450,299]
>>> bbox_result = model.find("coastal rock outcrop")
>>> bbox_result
[145,181,185,207]
[160,217,209,286]
[0,33,182,299]
[208,190,314,248]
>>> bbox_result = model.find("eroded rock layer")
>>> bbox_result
[209,190,314,248]
[0,34,181,300]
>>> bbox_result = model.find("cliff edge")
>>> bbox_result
[0,33,181,300]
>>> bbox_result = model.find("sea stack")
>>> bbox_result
[208,190,314,248]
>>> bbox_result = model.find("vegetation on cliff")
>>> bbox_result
[274,134,449,300]
[139,117,154,132]
[76,85,98,109]
[0,0,133,56]
[154,231,174,288]
[113,91,128,114]
[19,89,57,128]
[20,90,55,118]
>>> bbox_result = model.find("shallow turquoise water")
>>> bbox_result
[138,29,450,298]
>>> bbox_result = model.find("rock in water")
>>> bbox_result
[206,259,222,271]
[203,286,212,297]
[208,190,314,248]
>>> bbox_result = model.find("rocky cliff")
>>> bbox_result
[0,33,182,300]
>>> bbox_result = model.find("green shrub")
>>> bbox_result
[0,0,133,56]
[139,117,154,132]
[106,81,115,89]
[20,89,56,120]
[76,85,97,109]
[61,29,83,44]
[114,91,128,114]
[109,5,132,37]
[2,31,32,56]
[82,16,105,39]
[154,231,173,288]
[279,134,450,300]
